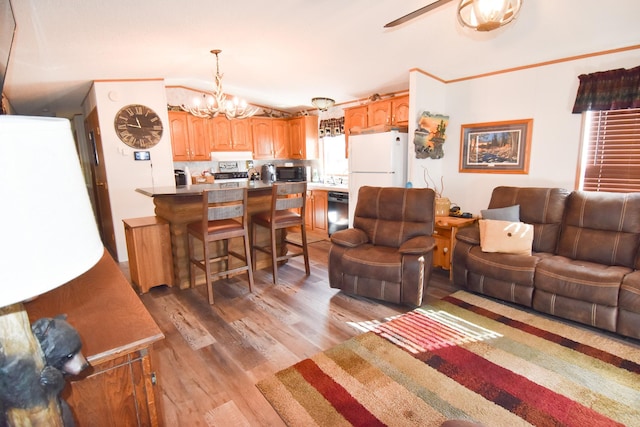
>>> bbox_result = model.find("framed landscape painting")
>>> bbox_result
[459,119,532,174]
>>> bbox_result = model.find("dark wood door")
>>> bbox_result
[84,109,116,257]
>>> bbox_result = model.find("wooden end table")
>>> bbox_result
[433,216,476,279]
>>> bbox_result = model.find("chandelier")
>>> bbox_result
[311,97,335,111]
[457,0,523,32]
[181,49,259,120]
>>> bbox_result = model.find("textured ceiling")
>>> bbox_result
[4,0,640,118]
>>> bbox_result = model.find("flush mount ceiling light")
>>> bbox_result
[457,0,523,32]
[311,97,335,111]
[181,49,259,120]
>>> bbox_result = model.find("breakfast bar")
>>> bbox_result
[136,181,286,290]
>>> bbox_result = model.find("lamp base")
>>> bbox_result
[0,303,64,427]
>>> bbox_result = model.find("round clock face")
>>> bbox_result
[114,104,163,149]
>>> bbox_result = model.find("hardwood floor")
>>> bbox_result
[122,237,459,426]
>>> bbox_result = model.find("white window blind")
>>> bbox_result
[580,108,640,192]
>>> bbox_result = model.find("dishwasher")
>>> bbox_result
[327,191,349,236]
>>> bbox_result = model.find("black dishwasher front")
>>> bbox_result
[327,191,349,236]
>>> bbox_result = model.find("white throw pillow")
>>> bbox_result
[479,219,534,255]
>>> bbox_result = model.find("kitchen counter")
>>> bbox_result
[307,182,348,192]
[137,180,287,289]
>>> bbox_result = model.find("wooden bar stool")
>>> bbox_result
[187,188,254,304]
[251,182,310,284]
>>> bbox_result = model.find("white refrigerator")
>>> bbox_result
[348,130,408,226]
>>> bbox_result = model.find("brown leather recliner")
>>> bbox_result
[328,186,436,306]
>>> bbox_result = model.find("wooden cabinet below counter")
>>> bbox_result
[306,189,327,233]
[24,250,165,427]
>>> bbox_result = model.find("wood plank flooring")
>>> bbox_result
[123,237,459,426]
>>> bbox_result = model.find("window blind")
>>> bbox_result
[581,108,640,192]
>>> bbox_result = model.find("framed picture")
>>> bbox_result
[459,119,532,174]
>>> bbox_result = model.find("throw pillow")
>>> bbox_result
[481,204,520,222]
[479,219,533,255]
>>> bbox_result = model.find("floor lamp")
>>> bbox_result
[0,115,103,425]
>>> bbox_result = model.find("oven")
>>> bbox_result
[327,191,349,236]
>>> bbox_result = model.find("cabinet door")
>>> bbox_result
[251,118,274,159]
[391,95,410,126]
[305,191,314,229]
[187,115,211,160]
[368,100,392,126]
[288,117,305,159]
[168,111,190,161]
[272,119,290,159]
[312,190,328,232]
[344,106,368,158]
[210,117,232,151]
[231,120,253,151]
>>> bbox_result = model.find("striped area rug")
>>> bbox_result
[256,291,640,426]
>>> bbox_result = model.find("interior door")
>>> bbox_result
[85,109,116,257]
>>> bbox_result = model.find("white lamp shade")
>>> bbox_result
[0,115,103,306]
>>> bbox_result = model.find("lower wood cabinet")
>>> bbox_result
[25,251,165,427]
[306,190,327,233]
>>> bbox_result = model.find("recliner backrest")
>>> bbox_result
[353,186,435,247]
[557,191,640,268]
[488,186,570,253]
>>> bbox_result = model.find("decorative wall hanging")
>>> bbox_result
[459,119,532,174]
[413,111,449,159]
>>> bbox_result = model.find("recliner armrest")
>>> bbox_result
[399,235,436,254]
[330,228,369,248]
[455,224,480,246]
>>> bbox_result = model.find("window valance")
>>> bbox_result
[572,65,640,113]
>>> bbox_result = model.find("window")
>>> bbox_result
[578,108,640,192]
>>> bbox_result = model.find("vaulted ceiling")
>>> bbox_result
[4,0,639,118]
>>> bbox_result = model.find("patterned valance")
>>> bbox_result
[319,117,345,137]
[572,65,640,113]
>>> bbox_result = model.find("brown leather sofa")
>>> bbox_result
[452,186,640,340]
[329,186,436,306]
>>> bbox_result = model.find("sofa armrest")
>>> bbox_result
[330,228,369,248]
[456,224,480,246]
[399,235,436,255]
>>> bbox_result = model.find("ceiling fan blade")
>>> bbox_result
[384,0,455,28]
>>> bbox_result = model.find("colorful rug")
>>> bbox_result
[256,291,640,426]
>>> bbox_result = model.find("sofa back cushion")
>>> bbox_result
[353,186,435,248]
[557,191,640,268]
[488,186,570,253]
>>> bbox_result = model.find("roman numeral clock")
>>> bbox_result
[113,104,163,148]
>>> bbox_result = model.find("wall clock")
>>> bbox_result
[113,104,163,149]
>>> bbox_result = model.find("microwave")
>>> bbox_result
[276,166,307,182]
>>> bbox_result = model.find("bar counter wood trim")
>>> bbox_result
[24,249,165,427]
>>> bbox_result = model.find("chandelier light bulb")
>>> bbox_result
[457,0,522,32]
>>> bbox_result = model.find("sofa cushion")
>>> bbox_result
[479,219,533,255]
[488,187,570,253]
[618,271,640,339]
[535,255,630,306]
[481,204,520,221]
[557,191,640,268]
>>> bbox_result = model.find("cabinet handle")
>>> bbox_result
[151,372,157,385]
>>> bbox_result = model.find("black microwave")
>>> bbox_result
[276,166,307,182]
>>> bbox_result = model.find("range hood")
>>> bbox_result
[210,151,253,161]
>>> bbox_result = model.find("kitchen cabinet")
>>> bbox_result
[306,189,327,233]
[343,95,409,157]
[368,95,410,127]
[168,111,210,161]
[251,117,290,159]
[210,117,253,152]
[289,116,319,159]
[25,251,165,427]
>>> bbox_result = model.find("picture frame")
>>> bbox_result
[459,119,532,174]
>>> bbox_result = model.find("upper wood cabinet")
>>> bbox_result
[289,116,319,160]
[272,119,290,159]
[168,111,210,161]
[251,118,275,159]
[210,117,253,152]
[368,95,410,127]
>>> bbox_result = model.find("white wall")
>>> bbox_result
[83,80,175,261]
[409,50,640,215]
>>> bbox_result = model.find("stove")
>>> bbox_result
[213,171,249,180]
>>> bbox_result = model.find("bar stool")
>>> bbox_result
[251,182,310,284]
[187,188,254,304]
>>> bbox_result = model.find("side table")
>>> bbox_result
[433,216,476,279]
